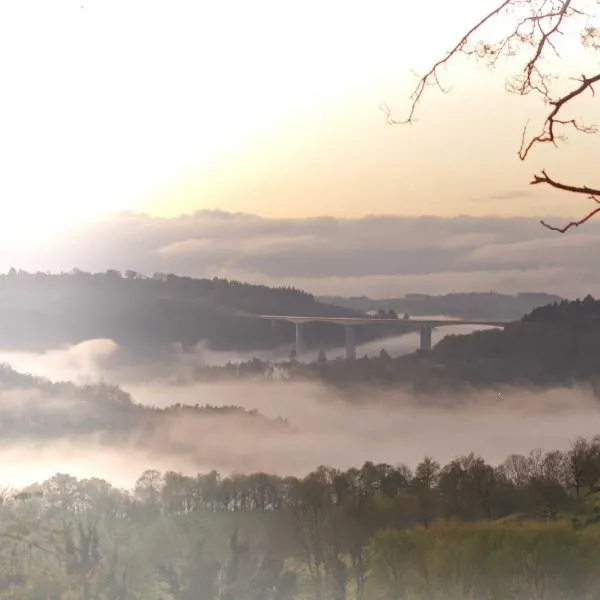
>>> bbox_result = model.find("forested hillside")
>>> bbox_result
[190,296,600,394]
[426,295,600,390]
[308,295,600,392]
[0,270,403,356]
[0,363,290,446]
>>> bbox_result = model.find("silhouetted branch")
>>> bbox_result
[519,72,600,159]
[540,207,600,233]
[383,0,514,125]
[531,169,600,233]
[388,0,600,232]
[530,169,600,197]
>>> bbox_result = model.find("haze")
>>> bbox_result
[1,2,600,598]
[1,0,599,246]
[0,335,596,490]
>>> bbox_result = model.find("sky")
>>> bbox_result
[0,0,599,301]
[7,210,600,299]
[0,0,599,240]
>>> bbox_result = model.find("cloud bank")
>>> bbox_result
[1,378,599,490]
[9,210,600,298]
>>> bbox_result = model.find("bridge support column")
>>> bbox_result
[420,326,432,351]
[345,325,356,361]
[295,322,304,355]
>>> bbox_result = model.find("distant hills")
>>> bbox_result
[3,276,596,398]
[0,363,291,469]
[178,295,600,394]
[282,295,600,394]
[0,271,567,369]
[319,292,563,321]
[0,270,408,358]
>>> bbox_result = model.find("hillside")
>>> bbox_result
[320,291,563,320]
[189,296,600,394]
[0,363,290,445]
[290,295,600,393]
[0,269,406,356]
[426,295,600,389]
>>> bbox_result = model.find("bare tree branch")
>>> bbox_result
[519,72,600,158]
[389,0,600,232]
[530,169,600,196]
[383,0,514,126]
[540,207,600,232]
[531,169,600,232]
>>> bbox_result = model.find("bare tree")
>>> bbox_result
[385,0,600,233]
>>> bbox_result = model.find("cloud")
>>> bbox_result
[474,189,533,202]
[7,210,600,298]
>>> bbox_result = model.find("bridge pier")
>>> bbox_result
[258,315,508,358]
[295,322,304,355]
[345,325,356,361]
[420,326,432,351]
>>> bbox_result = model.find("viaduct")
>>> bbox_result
[258,315,510,361]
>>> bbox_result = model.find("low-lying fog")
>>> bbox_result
[0,317,493,379]
[0,324,597,490]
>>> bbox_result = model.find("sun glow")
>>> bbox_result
[0,0,596,241]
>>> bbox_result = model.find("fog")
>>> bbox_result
[0,317,494,380]
[159,322,494,368]
[0,338,120,385]
[0,327,597,491]
[125,380,600,473]
[0,441,193,490]
[0,378,598,490]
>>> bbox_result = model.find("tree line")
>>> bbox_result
[5,436,600,598]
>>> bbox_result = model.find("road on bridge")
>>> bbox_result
[256,314,510,359]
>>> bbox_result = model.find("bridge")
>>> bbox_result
[258,315,510,361]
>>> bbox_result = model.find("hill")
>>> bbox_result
[285,295,600,393]
[320,291,563,320]
[0,362,290,450]
[192,296,600,394]
[0,269,408,357]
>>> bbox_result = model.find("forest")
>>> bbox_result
[188,296,600,396]
[3,436,600,599]
[0,277,597,599]
[0,363,293,456]
[0,270,408,357]
[0,270,564,363]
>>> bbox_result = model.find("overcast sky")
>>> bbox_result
[5,210,597,299]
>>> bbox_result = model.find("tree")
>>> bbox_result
[412,457,440,527]
[63,520,102,600]
[287,474,334,599]
[134,470,164,517]
[386,0,600,233]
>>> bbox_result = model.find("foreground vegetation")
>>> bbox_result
[4,436,600,598]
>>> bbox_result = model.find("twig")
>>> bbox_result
[532,170,600,233]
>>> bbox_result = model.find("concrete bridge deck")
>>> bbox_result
[257,314,510,360]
